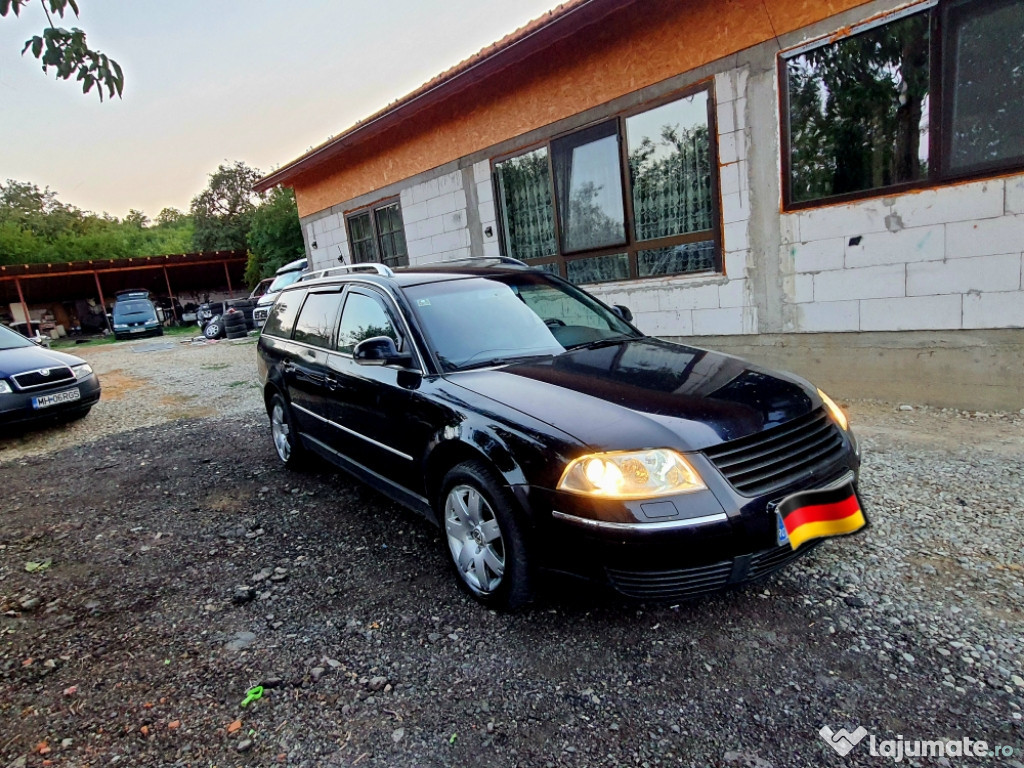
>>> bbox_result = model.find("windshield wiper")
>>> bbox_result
[455,353,554,371]
[564,334,636,351]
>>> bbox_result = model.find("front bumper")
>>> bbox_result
[0,375,102,428]
[526,453,863,600]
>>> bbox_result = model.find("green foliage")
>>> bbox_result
[244,186,304,287]
[0,179,194,266]
[1,0,123,100]
[190,161,264,253]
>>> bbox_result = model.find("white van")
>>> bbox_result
[252,258,307,326]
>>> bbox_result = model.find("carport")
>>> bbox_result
[0,250,247,335]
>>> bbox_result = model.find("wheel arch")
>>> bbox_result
[423,428,528,520]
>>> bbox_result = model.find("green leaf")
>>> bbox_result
[30,36,42,58]
[24,558,52,573]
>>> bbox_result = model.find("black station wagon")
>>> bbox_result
[257,259,865,609]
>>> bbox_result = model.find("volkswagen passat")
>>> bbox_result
[257,260,865,609]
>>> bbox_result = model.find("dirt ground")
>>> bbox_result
[0,340,1021,767]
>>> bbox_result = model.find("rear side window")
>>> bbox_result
[337,291,400,354]
[262,289,306,339]
[292,291,342,349]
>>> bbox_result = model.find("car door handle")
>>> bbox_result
[282,360,295,374]
[325,374,340,391]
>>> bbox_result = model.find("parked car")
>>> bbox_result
[252,258,307,327]
[257,259,864,609]
[111,291,163,340]
[0,323,101,429]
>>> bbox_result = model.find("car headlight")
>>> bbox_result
[818,388,849,431]
[72,363,93,381]
[0,379,11,394]
[558,449,706,499]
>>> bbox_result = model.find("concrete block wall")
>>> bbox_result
[474,161,502,258]
[401,170,472,265]
[306,214,349,272]
[782,178,1024,332]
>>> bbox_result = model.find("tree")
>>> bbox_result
[245,187,304,287]
[190,161,264,253]
[0,0,123,100]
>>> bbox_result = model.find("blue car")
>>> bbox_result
[0,324,102,430]
[111,292,163,340]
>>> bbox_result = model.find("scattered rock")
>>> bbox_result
[225,632,257,652]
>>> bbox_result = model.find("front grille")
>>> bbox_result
[606,560,733,600]
[748,540,821,581]
[12,366,76,391]
[703,408,846,497]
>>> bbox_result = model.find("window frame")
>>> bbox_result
[779,0,1024,211]
[491,82,722,284]
[344,197,409,268]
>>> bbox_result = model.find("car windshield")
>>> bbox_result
[405,273,640,372]
[0,324,34,350]
[113,300,153,318]
[267,270,303,294]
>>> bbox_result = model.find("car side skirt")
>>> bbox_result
[299,431,436,522]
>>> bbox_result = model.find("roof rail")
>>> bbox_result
[300,263,395,281]
[410,256,528,269]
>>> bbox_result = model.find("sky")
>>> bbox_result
[0,0,561,220]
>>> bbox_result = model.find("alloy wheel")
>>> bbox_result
[445,484,505,594]
[271,401,292,463]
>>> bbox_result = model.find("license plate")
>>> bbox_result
[131,327,145,333]
[32,389,81,409]
[774,482,866,551]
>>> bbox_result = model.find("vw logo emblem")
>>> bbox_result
[39,368,51,377]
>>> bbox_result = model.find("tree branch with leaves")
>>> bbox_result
[0,0,123,100]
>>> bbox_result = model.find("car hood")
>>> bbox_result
[0,345,86,377]
[448,338,817,452]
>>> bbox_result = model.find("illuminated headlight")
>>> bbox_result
[817,388,849,431]
[0,380,11,394]
[113,323,128,330]
[71,363,93,381]
[558,449,706,499]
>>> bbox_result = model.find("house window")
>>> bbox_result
[346,200,408,267]
[493,86,719,285]
[782,0,1024,208]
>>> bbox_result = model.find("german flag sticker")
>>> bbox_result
[776,483,867,551]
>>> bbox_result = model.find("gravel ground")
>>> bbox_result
[0,340,1022,767]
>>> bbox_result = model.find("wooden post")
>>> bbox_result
[162,266,178,323]
[14,277,32,336]
[223,260,234,297]
[93,271,113,334]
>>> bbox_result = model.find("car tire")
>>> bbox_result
[225,326,247,339]
[440,460,534,610]
[223,312,246,330]
[269,393,305,468]
[203,319,222,339]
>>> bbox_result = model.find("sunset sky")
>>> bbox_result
[0,0,561,219]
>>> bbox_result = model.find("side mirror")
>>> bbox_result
[353,336,413,367]
[612,305,633,323]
